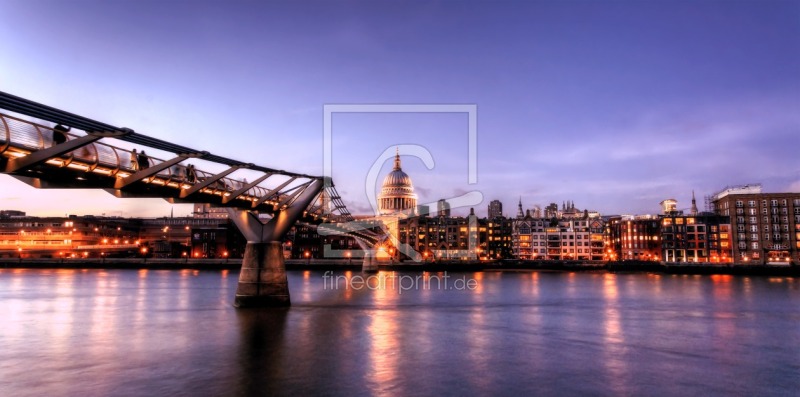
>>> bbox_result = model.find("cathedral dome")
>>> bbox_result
[378,149,417,215]
[383,168,413,188]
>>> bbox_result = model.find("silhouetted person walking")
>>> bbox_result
[52,124,69,146]
[130,149,139,171]
[186,164,197,183]
[138,150,150,170]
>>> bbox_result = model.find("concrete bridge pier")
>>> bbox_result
[227,178,323,308]
[235,241,290,307]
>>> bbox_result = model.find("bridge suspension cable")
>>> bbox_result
[0,90,356,223]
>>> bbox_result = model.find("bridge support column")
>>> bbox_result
[363,251,378,273]
[234,241,289,308]
[226,178,324,308]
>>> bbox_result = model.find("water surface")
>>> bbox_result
[1,268,798,396]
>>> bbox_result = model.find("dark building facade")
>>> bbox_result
[659,213,732,263]
[487,217,513,259]
[488,200,503,219]
[607,216,662,261]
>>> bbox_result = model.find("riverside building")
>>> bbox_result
[711,184,800,264]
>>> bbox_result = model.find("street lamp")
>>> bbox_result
[184,225,191,255]
[305,251,310,265]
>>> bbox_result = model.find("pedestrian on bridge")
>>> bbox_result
[138,150,150,170]
[130,149,139,171]
[186,164,197,183]
[52,124,69,146]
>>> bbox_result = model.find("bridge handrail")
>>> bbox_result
[0,111,302,206]
[0,91,360,222]
[0,113,9,154]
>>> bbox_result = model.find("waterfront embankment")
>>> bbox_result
[0,257,797,276]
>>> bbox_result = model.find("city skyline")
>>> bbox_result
[1,1,798,217]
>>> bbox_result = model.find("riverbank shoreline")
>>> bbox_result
[0,258,797,276]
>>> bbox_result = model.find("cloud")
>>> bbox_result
[346,201,375,215]
[414,186,432,197]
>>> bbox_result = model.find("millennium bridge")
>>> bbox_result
[0,91,385,307]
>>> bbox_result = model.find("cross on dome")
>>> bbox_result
[393,147,402,171]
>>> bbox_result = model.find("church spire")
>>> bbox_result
[393,147,402,171]
[517,197,524,219]
[691,190,698,216]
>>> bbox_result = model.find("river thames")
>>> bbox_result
[1,268,798,396]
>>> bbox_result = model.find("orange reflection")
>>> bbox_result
[603,273,618,301]
[601,273,628,394]
[710,274,732,284]
[472,272,485,295]
[366,306,400,395]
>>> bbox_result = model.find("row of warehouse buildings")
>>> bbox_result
[1,184,798,265]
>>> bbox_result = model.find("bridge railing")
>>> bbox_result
[0,111,296,207]
[0,88,364,224]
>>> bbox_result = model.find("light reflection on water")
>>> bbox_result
[1,268,799,396]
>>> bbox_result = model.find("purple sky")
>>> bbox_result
[1,0,798,218]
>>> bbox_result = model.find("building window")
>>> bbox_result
[752,242,759,250]
[736,201,743,208]
[748,200,756,207]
